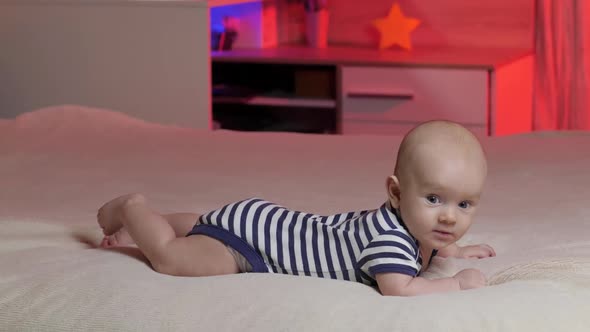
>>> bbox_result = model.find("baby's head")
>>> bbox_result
[387,120,487,250]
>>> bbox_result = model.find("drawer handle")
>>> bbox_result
[346,91,414,100]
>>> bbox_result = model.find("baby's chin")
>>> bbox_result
[420,237,454,250]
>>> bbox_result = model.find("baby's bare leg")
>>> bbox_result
[165,213,201,236]
[97,194,239,276]
[101,212,199,247]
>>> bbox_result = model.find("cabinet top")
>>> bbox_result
[212,45,532,69]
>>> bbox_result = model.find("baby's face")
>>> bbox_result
[395,152,486,250]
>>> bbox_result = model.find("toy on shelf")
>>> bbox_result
[211,0,277,49]
[303,0,329,48]
[372,2,421,51]
[211,16,239,51]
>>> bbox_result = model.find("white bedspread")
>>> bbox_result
[1,105,590,331]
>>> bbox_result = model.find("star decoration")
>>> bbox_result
[372,3,421,50]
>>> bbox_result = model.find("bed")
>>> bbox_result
[1,105,589,331]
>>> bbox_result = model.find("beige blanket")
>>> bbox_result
[1,106,589,331]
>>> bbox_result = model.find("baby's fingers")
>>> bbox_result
[480,244,496,257]
[463,245,493,259]
[470,244,495,259]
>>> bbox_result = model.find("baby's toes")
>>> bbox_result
[100,236,110,248]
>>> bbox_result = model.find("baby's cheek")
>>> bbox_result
[457,219,473,235]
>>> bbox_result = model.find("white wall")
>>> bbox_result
[0,1,211,129]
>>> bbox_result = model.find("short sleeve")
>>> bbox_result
[357,230,419,278]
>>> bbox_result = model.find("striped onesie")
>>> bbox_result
[187,198,435,286]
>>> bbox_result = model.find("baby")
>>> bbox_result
[98,120,495,296]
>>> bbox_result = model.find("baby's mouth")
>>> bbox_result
[433,230,454,239]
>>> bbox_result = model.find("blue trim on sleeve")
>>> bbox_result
[187,224,269,273]
[369,264,418,277]
[357,252,412,268]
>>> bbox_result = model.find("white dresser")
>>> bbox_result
[213,46,534,136]
[341,66,489,136]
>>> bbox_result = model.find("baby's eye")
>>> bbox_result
[459,201,471,209]
[426,195,440,204]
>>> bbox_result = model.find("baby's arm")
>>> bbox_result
[438,243,496,259]
[376,269,486,296]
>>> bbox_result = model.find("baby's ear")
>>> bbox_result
[386,175,402,209]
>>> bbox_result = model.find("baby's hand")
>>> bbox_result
[453,268,487,290]
[457,244,496,259]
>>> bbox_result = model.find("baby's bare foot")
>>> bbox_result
[97,193,145,236]
[100,228,135,248]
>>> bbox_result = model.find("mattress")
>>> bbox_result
[1,105,589,331]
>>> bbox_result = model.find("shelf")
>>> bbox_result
[213,96,337,109]
[212,45,533,69]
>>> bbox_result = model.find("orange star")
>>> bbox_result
[372,3,421,50]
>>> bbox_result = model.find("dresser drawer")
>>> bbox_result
[341,121,415,136]
[341,66,489,125]
[342,120,486,136]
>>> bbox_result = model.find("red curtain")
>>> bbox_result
[533,0,590,130]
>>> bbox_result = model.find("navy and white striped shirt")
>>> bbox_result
[188,198,425,286]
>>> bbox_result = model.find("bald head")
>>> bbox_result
[385,121,488,250]
[393,121,487,181]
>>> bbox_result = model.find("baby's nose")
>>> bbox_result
[438,208,456,224]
